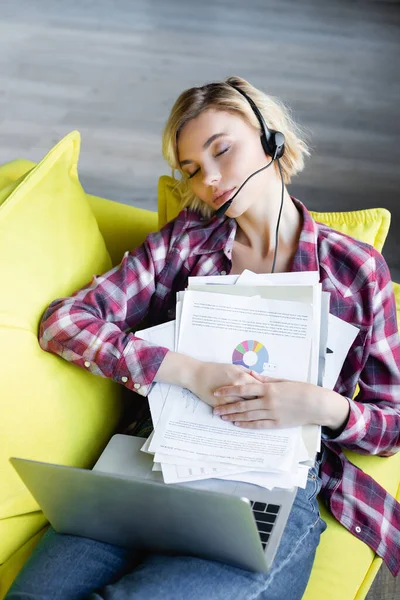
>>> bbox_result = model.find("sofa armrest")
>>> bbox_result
[87,195,158,267]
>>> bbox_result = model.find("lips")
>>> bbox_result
[212,188,235,207]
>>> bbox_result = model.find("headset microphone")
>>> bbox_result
[214,158,274,218]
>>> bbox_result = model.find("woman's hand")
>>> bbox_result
[213,371,350,430]
[187,361,258,408]
[154,352,257,408]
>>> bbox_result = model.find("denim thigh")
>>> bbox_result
[5,528,140,600]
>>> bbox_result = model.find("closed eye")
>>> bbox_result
[187,146,230,179]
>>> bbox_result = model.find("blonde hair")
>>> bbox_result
[162,76,310,217]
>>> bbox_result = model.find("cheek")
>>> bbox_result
[189,179,210,204]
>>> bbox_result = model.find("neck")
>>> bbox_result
[234,187,302,261]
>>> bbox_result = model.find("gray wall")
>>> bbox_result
[0,1,399,282]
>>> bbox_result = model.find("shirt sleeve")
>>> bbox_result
[39,235,171,397]
[322,251,400,456]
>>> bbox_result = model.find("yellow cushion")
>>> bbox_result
[309,208,391,254]
[0,162,160,270]
[0,159,36,191]
[393,282,400,326]
[0,131,123,563]
[87,194,158,267]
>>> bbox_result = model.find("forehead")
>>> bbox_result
[177,109,249,158]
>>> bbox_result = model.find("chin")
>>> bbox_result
[225,204,246,219]
[225,195,254,219]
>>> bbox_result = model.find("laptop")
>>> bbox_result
[10,434,297,573]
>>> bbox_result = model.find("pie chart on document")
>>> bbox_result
[232,340,269,374]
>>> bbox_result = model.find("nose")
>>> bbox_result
[202,166,221,187]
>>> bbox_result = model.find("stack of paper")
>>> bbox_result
[136,270,358,491]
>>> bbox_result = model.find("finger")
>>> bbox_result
[214,399,265,415]
[219,410,272,422]
[212,395,243,407]
[233,420,277,429]
[249,371,283,383]
[214,394,259,407]
[214,383,267,400]
[249,371,270,383]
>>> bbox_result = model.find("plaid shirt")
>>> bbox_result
[39,199,400,575]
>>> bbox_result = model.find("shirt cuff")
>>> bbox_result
[321,396,366,443]
[114,335,170,397]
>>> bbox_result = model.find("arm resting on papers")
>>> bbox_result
[213,375,351,431]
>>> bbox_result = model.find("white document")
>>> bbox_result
[155,452,249,471]
[136,321,175,426]
[232,272,321,386]
[178,290,313,381]
[148,290,314,470]
[156,429,309,487]
[140,431,155,455]
[171,290,314,467]
[318,292,331,387]
[149,379,302,471]
[146,384,166,427]
[236,269,320,286]
[219,463,310,490]
[136,320,175,351]
[136,275,324,487]
[188,274,240,286]
[175,292,185,351]
[187,275,322,459]
[323,314,359,390]
[160,460,309,489]
[155,431,308,473]
[160,462,249,485]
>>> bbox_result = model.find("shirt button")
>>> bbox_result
[134,383,141,390]
[220,271,227,275]
[121,376,128,383]
[355,526,361,534]
[84,361,91,368]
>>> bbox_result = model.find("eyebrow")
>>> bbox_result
[179,132,228,166]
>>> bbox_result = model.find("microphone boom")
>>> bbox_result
[214,158,274,218]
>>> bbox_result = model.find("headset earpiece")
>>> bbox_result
[267,130,285,160]
[229,84,285,160]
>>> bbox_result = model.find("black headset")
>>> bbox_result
[229,84,285,160]
[215,83,286,273]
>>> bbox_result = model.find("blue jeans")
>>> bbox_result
[6,463,326,600]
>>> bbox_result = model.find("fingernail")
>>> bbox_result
[214,391,221,396]
[214,409,221,415]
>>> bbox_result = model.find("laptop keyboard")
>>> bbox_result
[249,501,281,551]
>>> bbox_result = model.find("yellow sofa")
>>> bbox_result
[0,132,399,599]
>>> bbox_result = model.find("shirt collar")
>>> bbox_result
[290,198,319,273]
[186,198,319,271]
[183,209,236,256]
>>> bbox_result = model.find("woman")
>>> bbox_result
[7,76,400,600]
